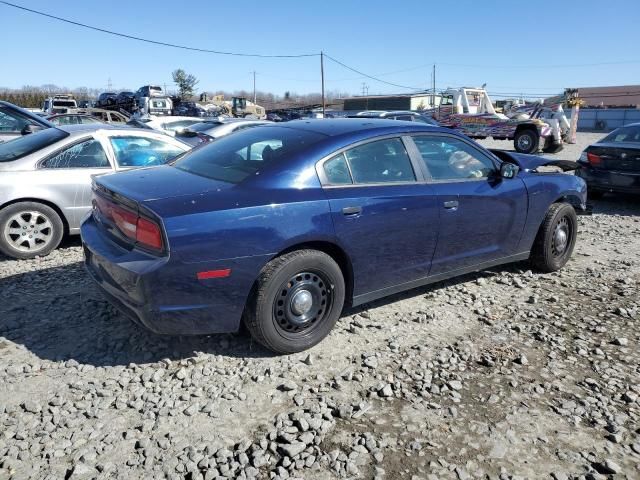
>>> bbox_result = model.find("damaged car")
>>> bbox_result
[81,119,587,353]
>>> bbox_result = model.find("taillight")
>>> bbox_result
[136,217,163,250]
[587,152,602,166]
[93,193,164,252]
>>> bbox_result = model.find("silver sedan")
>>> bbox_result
[0,124,191,259]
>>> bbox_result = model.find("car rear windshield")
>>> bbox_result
[0,128,69,162]
[173,126,325,184]
[602,125,640,143]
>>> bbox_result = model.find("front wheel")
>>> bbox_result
[0,202,64,259]
[530,203,577,273]
[514,129,540,154]
[244,250,345,354]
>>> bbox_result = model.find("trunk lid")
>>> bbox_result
[95,164,233,203]
[588,142,640,172]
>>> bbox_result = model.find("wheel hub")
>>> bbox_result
[554,226,568,253]
[3,211,53,252]
[518,135,531,150]
[290,289,313,315]
[273,271,333,334]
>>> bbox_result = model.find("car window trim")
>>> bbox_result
[37,135,112,170]
[316,133,426,188]
[404,132,502,184]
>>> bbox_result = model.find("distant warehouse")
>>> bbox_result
[574,85,640,108]
[342,93,441,111]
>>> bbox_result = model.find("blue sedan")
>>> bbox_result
[81,119,587,353]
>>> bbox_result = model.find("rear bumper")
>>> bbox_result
[81,214,264,335]
[576,165,640,194]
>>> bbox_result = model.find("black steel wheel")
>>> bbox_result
[514,128,540,154]
[530,203,577,272]
[244,250,345,354]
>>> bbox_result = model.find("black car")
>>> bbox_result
[0,100,54,143]
[96,92,117,108]
[116,91,135,106]
[576,123,640,199]
[174,102,206,117]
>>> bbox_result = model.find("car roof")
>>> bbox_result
[262,118,442,136]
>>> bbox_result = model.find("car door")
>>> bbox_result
[319,136,440,297]
[0,107,38,143]
[408,134,527,275]
[38,136,113,230]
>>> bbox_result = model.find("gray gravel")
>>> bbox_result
[1,132,639,479]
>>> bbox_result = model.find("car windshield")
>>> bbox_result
[602,125,640,143]
[0,128,69,162]
[185,121,224,133]
[53,101,76,107]
[173,126,325,184]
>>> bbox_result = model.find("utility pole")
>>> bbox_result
[107,77,112,91]
[432,64,436,108]
[252,71,256,105]
[320,51,325,117]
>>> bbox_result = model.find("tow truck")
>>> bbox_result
[429,87,574,154]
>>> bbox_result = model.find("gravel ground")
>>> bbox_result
[2,133,640,480]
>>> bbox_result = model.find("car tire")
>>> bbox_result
[244,250,345,354]
[0,202,64,260]
[530,203,577,273]
[514,129,540,154]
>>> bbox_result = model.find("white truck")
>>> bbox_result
[42,94,78,115]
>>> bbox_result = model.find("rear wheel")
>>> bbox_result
[530,203,577,273]
[244,250,345,354]
[514,128,540,154]
[0,202,64,259]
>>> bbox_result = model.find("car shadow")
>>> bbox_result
[590,193,640,216]
[0,261,275,367]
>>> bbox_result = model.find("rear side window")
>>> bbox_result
[173,126,325,184]
[110,136,186,167]
[42,139,110,169]
[323,153,352,185]
[344,138,416,184]
[0,128,69,162]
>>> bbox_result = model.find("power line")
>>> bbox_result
[437,60,640,69]
[0,1,318,58]
[323,53,425,91]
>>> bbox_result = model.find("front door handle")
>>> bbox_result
[342,206,362,216]
[443,200,459,209]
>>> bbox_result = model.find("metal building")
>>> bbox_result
[342,93,441,112]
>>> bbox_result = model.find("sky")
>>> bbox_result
[1,0,639,99]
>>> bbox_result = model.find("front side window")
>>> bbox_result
[413,136,495,180]
[42,138,109,169]
[110,136,185,167]
[344,138,416,184]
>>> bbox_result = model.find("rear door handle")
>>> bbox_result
[443,200,459,209]
[342,206,362,216]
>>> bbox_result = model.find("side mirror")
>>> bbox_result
[500,162,520,179]
[21,124,43,135]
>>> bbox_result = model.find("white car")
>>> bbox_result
[184,119,272,139]
[131,116,205,136]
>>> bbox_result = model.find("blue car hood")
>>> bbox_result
[96,165,232,203]
[491,150,578,172]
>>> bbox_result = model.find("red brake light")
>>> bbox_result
[93,193,164,252]
[587,152,602,166]
[136,217,163,250]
